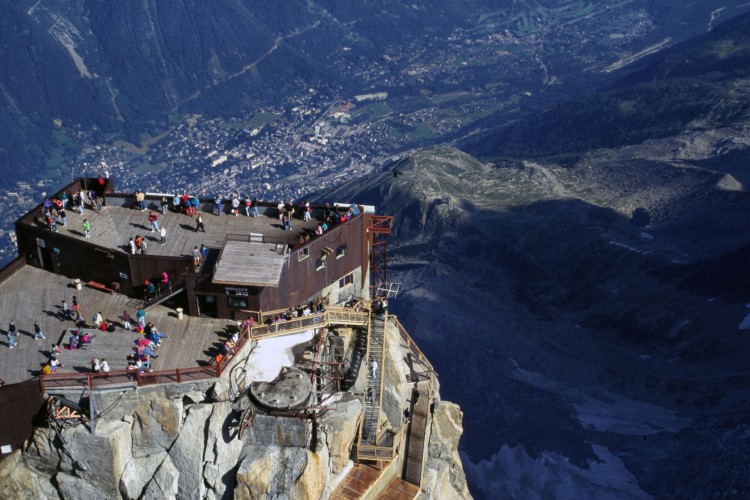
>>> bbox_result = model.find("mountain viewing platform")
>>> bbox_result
[0,265,233,386]
[17,193,329,260]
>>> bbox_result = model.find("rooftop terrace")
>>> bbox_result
[24,200,323,259]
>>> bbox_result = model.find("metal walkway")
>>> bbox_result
[402,379,431,486]
[357,312,388,455]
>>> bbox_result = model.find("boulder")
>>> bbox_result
[142,453,180,499]
[290,449,327,500]
[169,404,212,499]
[211,378,229,402]
[57,420,132,497]
[234,452,272,499]
[422,401,471,499]
[131,398,183,458]
[56,471,109,500]
[320,396,362,473]
[119,452,167,499]
[202,402,244,497]
[236,445,309,497]
[0,450,58,498]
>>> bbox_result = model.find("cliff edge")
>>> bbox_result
[0,315,469,499]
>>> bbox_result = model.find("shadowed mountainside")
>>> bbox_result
[327,145,750,498]
[0,0,504,181]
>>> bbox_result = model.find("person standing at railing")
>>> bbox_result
[101,359,110,373]
[192,246,201,271]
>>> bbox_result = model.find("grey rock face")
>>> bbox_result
[142,454,180,500]
[56,471,109,500]
[202,402,244,498]
[423,401,471,499]
[169,403,212,500]
[131,398,183,458]
[320,396,362,473]
[119,452,168,499]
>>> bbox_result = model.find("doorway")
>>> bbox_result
[197,294,218,318]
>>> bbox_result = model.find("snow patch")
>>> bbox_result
[513,367,690,435]
[243,330,314,385]
[462,443,650,499]
[608,241,651,255]
[738,312,750,330]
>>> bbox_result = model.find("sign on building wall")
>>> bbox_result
[225,286,249,297]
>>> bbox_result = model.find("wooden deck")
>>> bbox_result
[330,464,384,500]
[50,203,321,259]
[0,265,236,385]
[379,478,420,499]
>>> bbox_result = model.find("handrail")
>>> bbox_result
[374,313,388,444]
[143,277,186,308]
[356,444,397,460]
[391,315,433,373]
[40,306,371,393]
[251,312,327,339]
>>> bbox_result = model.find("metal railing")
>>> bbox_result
[143,277,187,309]
[391,315,434,374]
[250,312,325,339]
[40,364,223,393]
[40,307,372,393]
[250,307,369,340]
[356,444,398,461]
[40,321,255,393]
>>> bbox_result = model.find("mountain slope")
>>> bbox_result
[0,0,511,181]
[461,11,750,161]
[328,143,750,498]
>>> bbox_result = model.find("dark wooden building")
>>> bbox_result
[14,178,375,319]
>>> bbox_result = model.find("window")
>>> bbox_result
[316,253,327,271]
[339,273,353,288]
[227,296,248,308]
[298,247,309,261]
[336,244,347,259]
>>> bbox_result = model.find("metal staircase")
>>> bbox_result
[359,313,386,449]
[147,278,186,308]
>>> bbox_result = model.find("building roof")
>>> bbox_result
[213,241,287,287]
[32,202,321,259]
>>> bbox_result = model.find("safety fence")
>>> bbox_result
[40,321,254,393]
[40,309,370,394]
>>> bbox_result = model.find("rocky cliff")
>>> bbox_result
[0,317,470,499]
